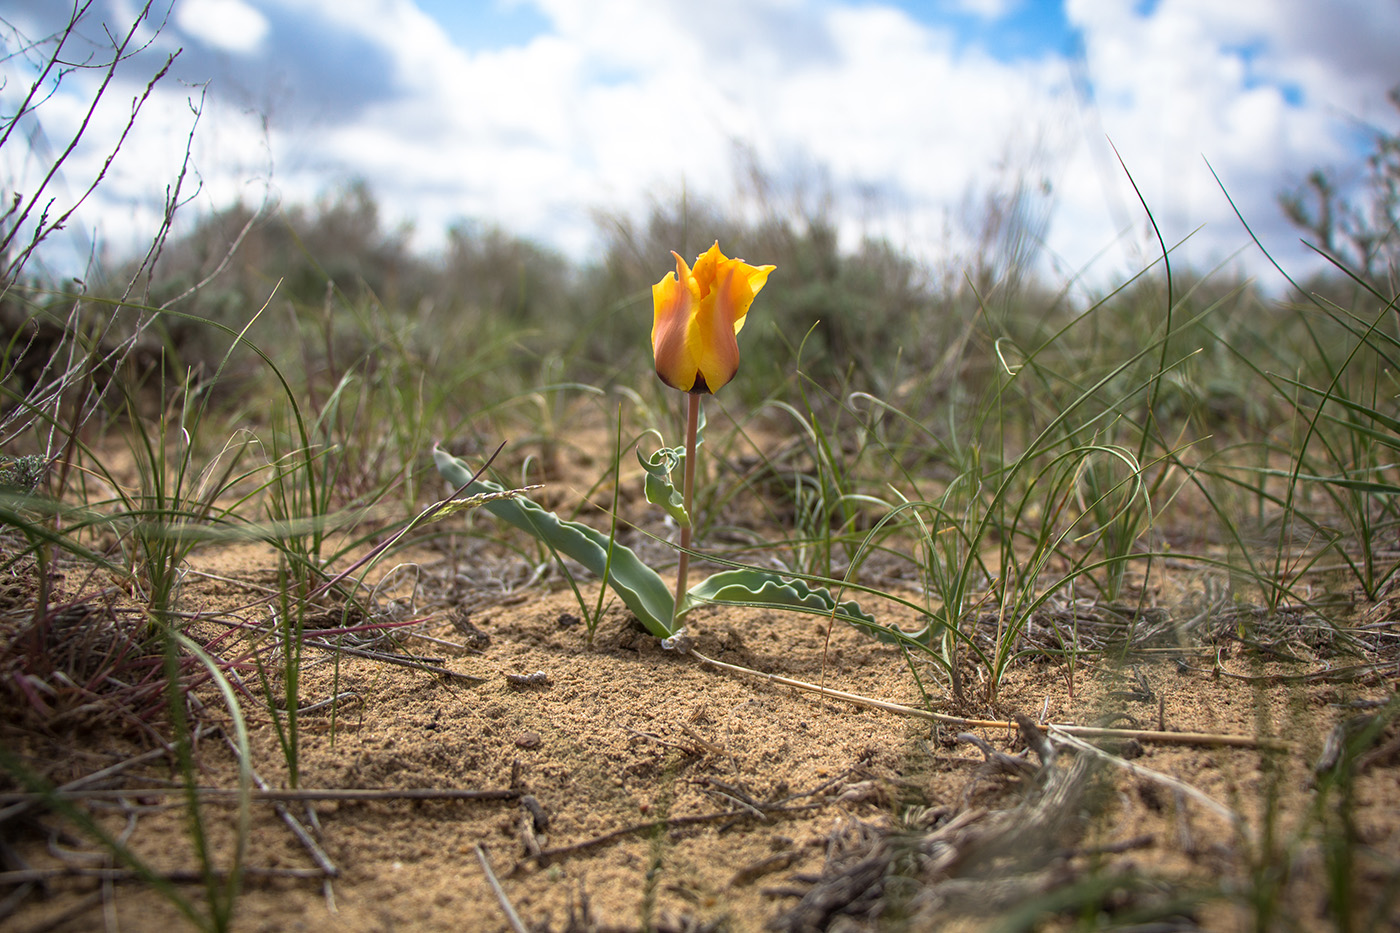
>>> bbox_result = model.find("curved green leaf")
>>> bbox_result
[433,447,677,636]
[683,568,897,642]
[637,444,690,528]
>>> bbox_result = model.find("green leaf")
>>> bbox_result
[434,447,677,637]
[637,414,703,529]
[683,568,893,641]
[637,444,690,528]
[1247,466,1400,495]
[684,569,935,649]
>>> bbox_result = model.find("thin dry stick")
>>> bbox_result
[0,787,522,806]
[521,771,853,870]
[0,744,170,826]
[475,845,528,933]
[525,804,821,867]
[298,636,485,681]
[688,649,1290,751]
[1175,660,1390,685]
[0,866,326,885]
[218,731,338,880]
[6,888,102,932]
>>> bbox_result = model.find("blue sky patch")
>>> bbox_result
[1224,40,1305,107]
[417,0,550,53]
[884,0,1080,62]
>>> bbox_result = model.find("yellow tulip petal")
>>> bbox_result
[724,259,775,337]
[689,265,741,393]
[650,242,774,394]
[651,256,698,391]
[690,242,725,295]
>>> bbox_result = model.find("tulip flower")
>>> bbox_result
[651,242,775,620]
[652,242,775,394]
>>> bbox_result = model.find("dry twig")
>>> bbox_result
[0,787,521,806]
[689,649,1288,750]
[475,845,528,933]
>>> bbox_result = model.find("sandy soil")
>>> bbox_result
[3,471,1399,932]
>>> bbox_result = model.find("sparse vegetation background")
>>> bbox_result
[1,5,1398,933]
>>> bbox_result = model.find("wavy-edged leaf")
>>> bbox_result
[682,568,906,644]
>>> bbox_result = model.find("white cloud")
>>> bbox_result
[11,0,1400,293]
[175,0,270,54]
[1051,0,1398,285]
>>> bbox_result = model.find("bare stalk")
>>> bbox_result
[672,391,701,617]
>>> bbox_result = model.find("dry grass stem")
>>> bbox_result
[689,649,1291,750]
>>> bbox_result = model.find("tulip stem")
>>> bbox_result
[673,392,701,621]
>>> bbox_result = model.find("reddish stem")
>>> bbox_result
[672,392,701,620]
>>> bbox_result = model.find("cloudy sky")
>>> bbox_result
[4,0,1399,292]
